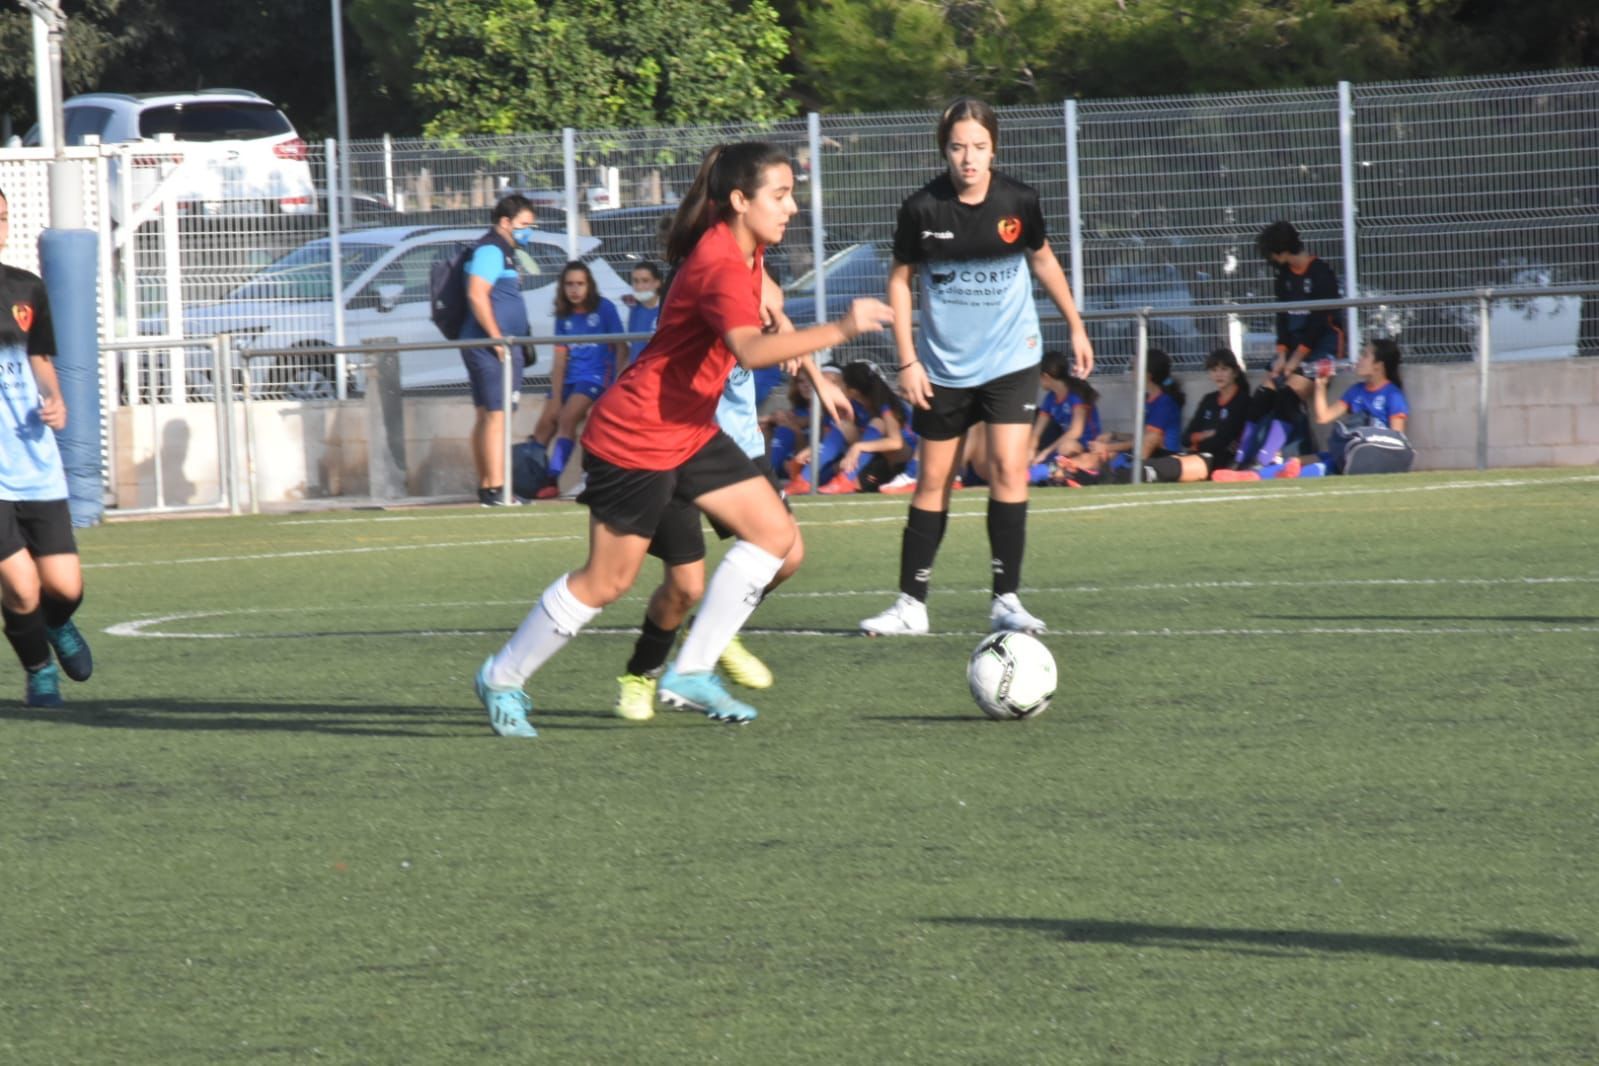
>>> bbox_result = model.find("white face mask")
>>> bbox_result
[632,285,659,304]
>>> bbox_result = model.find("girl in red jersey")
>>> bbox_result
[473,142,893,737]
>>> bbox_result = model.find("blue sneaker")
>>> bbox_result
[47,620,93,682]
[657,666,758,723]
[474,657,537,738]
[25,663,63,708]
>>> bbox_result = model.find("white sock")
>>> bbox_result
[488,573,601,688]
[673,540,784,674]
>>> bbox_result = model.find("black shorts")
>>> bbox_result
[646,456,787,564]
[0,499,77,560]
[912,364,1039,441]
[578,430,761,542]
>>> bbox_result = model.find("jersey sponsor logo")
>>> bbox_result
[11,303,33,334]
[997,217,1022,244]
[930,270,957,287]
[921,230,955,240]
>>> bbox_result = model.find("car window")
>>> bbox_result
[230,242,387,302]
[138,102,295,142]
[64,106,114,147]
[350,246,443,309]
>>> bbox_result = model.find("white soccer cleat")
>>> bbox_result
[989,592,1047,635]
[860,592,930,636]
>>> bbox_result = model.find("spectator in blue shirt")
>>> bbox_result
[530,261,628,498]
[623,261,663,363]
[1300,337,1410,477]
[461,193,537,506]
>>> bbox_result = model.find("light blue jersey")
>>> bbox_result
[717,365,765,459]
[0,343,67,500]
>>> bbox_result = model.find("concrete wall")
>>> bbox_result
[109,358,1598,509]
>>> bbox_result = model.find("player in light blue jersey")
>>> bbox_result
[612,273,851,720]
[0,189,93,706]
[862,98,1094,637]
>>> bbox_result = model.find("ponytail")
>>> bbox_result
[1370,337,1404,391]
[665,141,792,265]
[1146,348,1185,408]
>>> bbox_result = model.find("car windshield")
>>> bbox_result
[227,243,387,302]
[139,102,294,142]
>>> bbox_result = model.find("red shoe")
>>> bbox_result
[1277,457,1302,479]
[534,482,561,499]
[1210,468,1261,483]
[817,472,858,495]
[786,475,812,495]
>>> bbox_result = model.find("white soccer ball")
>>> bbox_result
[967,631,1057,720]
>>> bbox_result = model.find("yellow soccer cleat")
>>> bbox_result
[614,672,658,721]
[718,634,774,690]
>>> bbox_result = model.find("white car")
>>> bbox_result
[28,89,317,219]
[151,225,629,399]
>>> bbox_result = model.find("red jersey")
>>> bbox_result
[582,222,764,470]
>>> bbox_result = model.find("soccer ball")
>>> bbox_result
[967,631,1056,720]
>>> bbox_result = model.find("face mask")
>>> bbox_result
[512,227,534,246]
[632,285,659,303]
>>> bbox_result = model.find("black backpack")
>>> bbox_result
[428,241,475,340]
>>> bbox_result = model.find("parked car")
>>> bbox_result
[781,242,895,365]
[140,225,630,399]
[28,89,317,220]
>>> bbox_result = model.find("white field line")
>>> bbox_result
[91,472,1599,571]
[106,571,1599,641]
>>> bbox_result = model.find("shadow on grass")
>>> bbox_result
[0,698,625,736]
[928,917,1598,970]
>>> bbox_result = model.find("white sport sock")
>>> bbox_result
[673,540,785,675]
[488,573,602,688]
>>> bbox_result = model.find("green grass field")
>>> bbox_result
[3,469,1597,1064]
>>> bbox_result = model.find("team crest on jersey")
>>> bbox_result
[997,217,1022,244]
[11,303,33,334]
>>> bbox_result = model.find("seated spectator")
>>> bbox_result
[1298,337,1411,477]
[1028,350,1101,485]
[767,372,812,477]
[530,261,628,498]
[1090,347,1186,469]
[818,362,917,493]
[785,366,849,494]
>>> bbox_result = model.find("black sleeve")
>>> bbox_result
[891,197,922,265]
[1297,259,1342,351]
[1021,184,1047,252]
[26,276,55,357]
[1183,394,1213,444]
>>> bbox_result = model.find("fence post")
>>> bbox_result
[326,137,349,400]
[241,358,261,514]
[502,345,516,505]
[1063,99,1085,310]
[1337,81,1361,360]
[806,111,828,496]
[563,127,580,260]
[1130,310,1150,485]
[214,334,240,515]
[160,189,185,404]
[382,133,396,211]
[1476,291,1491,471]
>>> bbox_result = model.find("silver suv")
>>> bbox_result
[27,89,317,218]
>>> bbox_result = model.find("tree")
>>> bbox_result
[412,0,796,136]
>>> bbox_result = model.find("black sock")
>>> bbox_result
[899,507,947,601]
[42,592,82,630]
[986,499,1028,597]
[3,605,51,671]
[626,616,679,677]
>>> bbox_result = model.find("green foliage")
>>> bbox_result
[413,0,797,136]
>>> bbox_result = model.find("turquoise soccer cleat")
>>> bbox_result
[47,620,93,682]
[657,666,758,723]
[475,657,537,738]
[24,663,63,708]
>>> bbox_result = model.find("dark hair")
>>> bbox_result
[938,97,999,153]
[665,142,792,265]
[1145,347,1186,408]
[555,261,600,317]
[1204,347,1250,391]
[1040,351,1099,406]
[493,193,536,224]
[1257,220,1304,259]
[630,260,663,282]
[841,361,899,419]
[787,372,811,411]
[1367,337,1404,391]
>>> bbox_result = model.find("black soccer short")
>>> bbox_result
[578,430,762,542]
[911,363,1039,441]
[647,455,788,563]
[0,499,77,560]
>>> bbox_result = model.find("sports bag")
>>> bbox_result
[1330,421,1415,475]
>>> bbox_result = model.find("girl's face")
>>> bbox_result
[797,376,814,399]
[943,118,994,192]
[1040,371,1063,392]
[562,269,592,305]
[630,268,660,302]
[1208,363,1236,389]
[732,163,798,247]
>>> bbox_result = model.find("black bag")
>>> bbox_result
[1330,421,1415,475]
[428,242,475,340]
